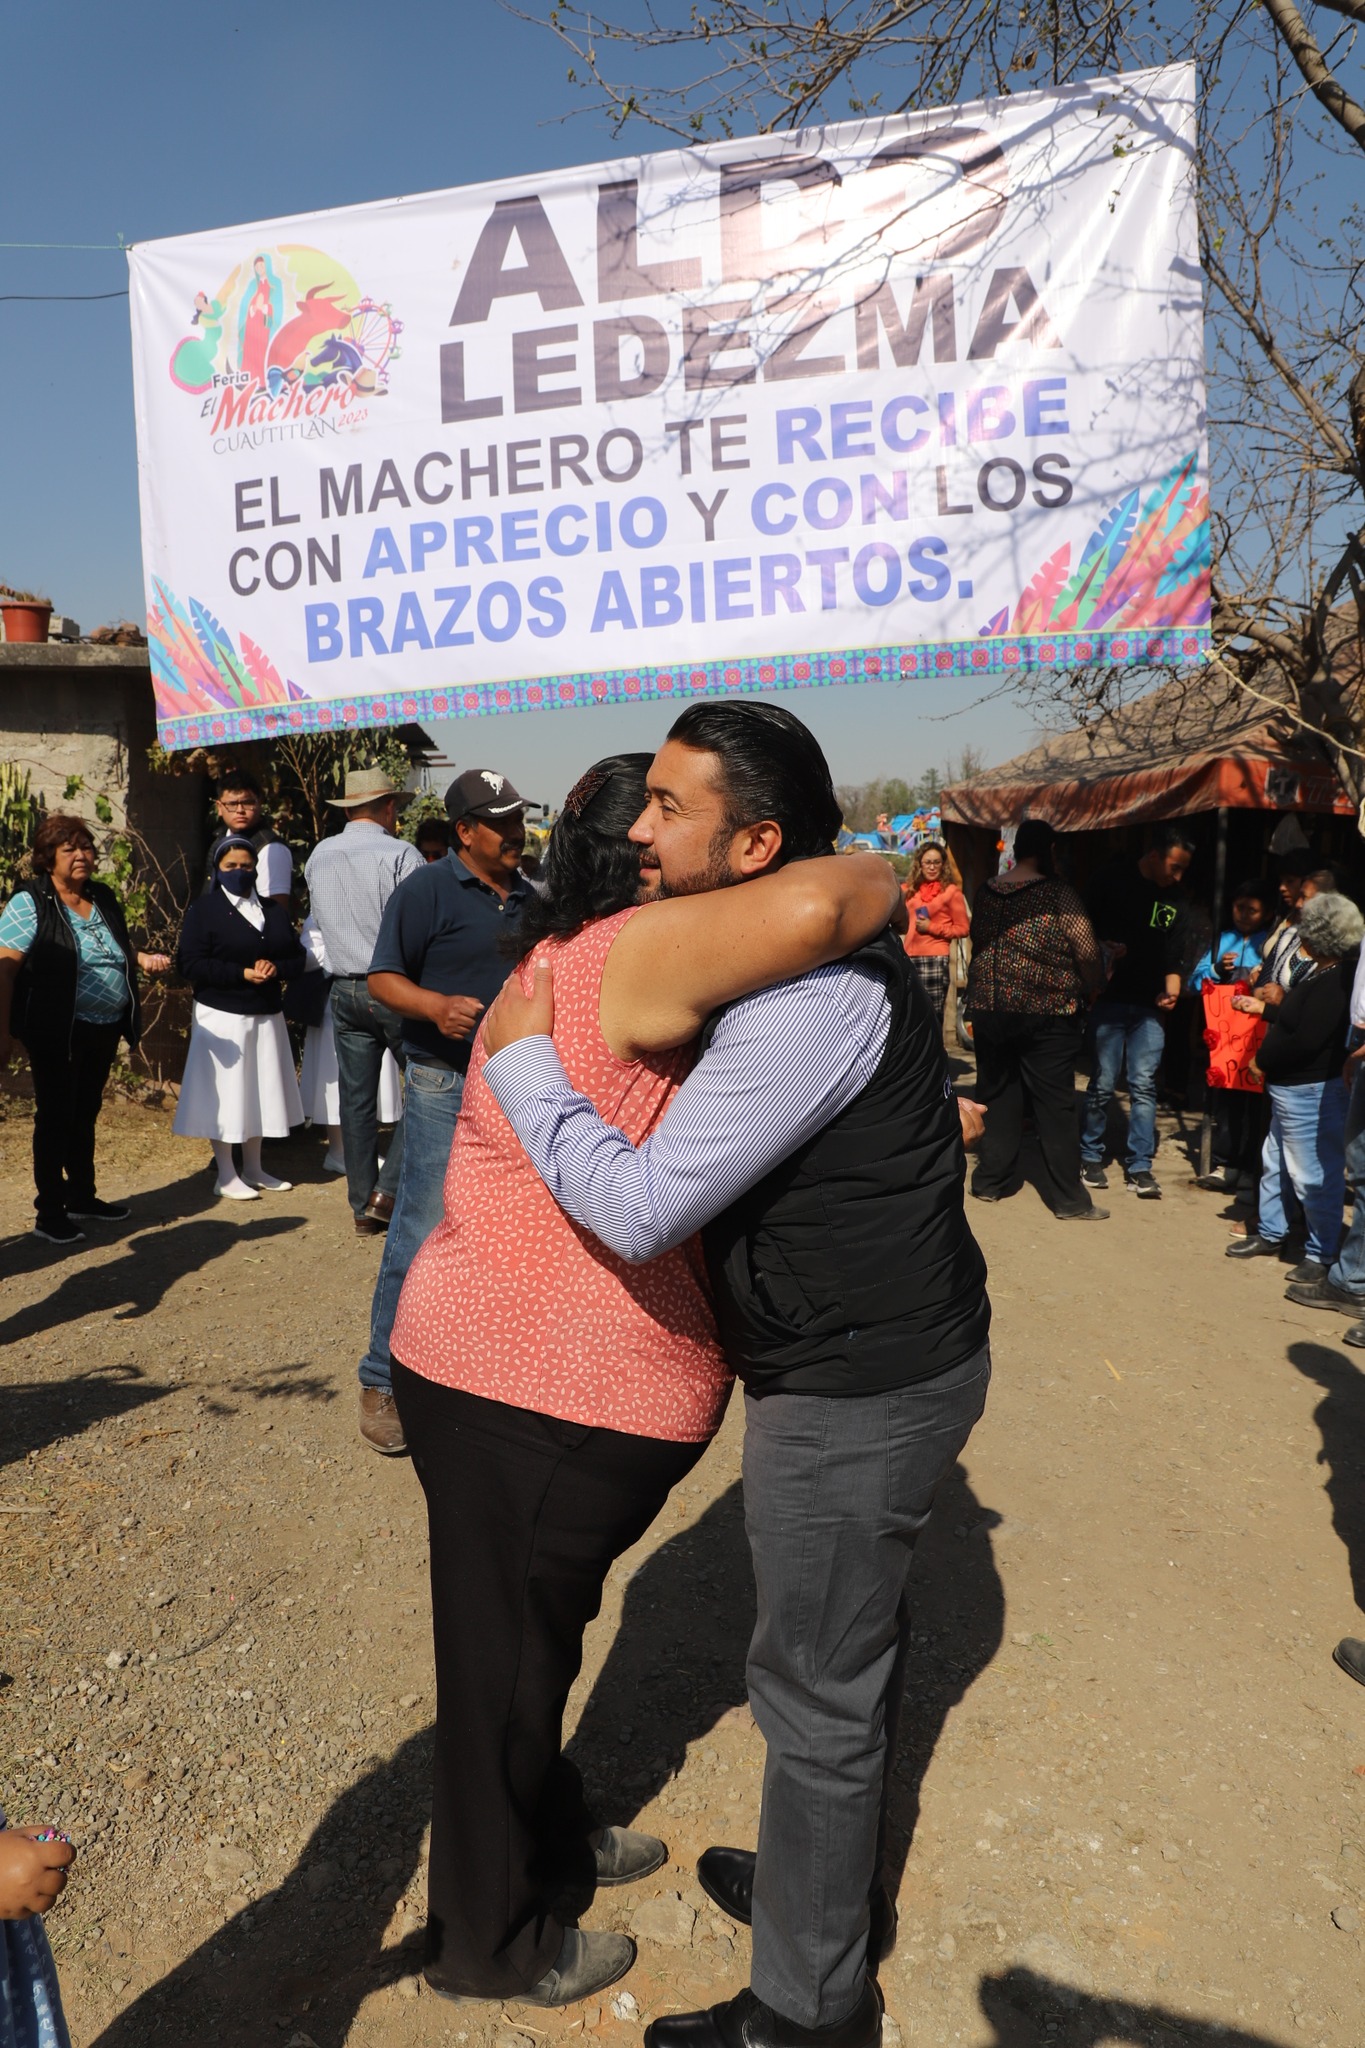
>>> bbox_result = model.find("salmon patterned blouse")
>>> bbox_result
[389,907,732,1444]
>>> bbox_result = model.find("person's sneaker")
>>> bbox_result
[1333,1638,1365,1686]
[1056,1205,1110,1221]
[1080,1162,1108,1190]
[359,1386,408,1455]
[591,1825,667,1886]
[1284,1274,1365,1315]
[34,1215,85,1246]
[66,1197,131,1221]
[1125,1171,1161,1199]
[1195,1166,1238,1192]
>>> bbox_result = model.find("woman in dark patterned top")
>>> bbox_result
[965,819,1108,1219]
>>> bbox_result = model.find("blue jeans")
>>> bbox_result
[1327,1066,1365,1295]
[1258,1079,1349,1266]
[359,1060,464,1391]
[1081,1001,1167,1175]
[330,977,408,1221]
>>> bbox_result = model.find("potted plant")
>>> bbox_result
[0,585,54,643]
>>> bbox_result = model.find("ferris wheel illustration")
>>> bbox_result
[343,298,403,383]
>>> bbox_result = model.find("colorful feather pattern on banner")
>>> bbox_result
[147,581,302,718]
[987,453,1210,643]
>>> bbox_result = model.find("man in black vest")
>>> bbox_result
[482,703,990,2048]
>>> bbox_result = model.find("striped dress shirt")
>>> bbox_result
[303,821,422,976]
[483,963,892,1264]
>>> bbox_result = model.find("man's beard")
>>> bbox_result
[656,824,743,900]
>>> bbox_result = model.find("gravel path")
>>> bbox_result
[2,1095,1361,2047]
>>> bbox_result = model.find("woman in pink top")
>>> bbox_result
[900,839,969,1029]
[388,754,899,2011]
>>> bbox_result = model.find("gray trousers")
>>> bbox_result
[743,1344,991,2027]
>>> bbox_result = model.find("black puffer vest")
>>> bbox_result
[702,929,990,1395]
[9,874,141,1053]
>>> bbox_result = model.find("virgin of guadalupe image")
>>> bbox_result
[238,253,282,391]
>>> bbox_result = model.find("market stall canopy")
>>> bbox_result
[941,673,1353,831]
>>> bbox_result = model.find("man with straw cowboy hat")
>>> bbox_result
[304,766,421,1306]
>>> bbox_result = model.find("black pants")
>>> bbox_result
[1210,1084,1264,1175]
[391,1361,706,1998]
[21,1017,124,1222]
[969,1012,1091,1215]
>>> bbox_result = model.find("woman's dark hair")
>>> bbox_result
[513,754,653,961]
[667,701,842,861]
[32,812,95,875]
[1014,818,1058,871]
[1230,877,1273,911]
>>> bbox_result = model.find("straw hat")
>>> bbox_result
[328,768,413,810]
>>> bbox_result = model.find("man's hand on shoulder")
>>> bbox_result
[483,959,554,1057]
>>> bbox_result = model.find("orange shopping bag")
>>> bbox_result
[1201,981,1267,1092]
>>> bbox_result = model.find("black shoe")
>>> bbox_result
[1054,1205,1109,1221]
[1225,1235,1284,1261]
[1125,1171,1161,1199]
[644,1983,881,2048]
[697,1849,897,1962]
[1285,1258,1329,1287]
[426,1927,636,2008]
[1080,1162,1108,1190]
[1196,1166,1239,1192]
[34,1215,85,1246]
[1333,1638,1365,1685]
[1285,1275,1365,1316]
[66,1197,131,1222]
[970,1188,1006,1204]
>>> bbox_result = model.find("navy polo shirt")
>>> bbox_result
[368,852,529,1070]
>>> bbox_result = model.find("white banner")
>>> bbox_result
[129,64,1208,751]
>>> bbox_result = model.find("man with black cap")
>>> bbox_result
[359,768,531,1452]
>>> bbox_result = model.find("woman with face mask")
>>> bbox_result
[172,834,308,1198]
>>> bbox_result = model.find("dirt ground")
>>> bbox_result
[2,1082,1363,2048]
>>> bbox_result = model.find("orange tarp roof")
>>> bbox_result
[941,675,1353,831]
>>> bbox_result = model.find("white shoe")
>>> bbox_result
[245,1172,293,1192]
[215,1178,260,1201]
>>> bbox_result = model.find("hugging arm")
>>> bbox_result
[485,967,891,1262]
[602,853,899,1057]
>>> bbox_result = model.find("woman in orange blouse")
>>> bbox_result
[901,840,969,1027]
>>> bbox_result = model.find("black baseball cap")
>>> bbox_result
[444,768,527,820]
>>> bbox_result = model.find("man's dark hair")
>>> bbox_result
[1149,823,1196,855]
[513,754,652,961]
[216,769,261,798]
[666,701,842,863]
[1014,818,1058,870]
[416,818,450,847]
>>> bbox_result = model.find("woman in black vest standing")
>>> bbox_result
[0,812,171,1245]
[172,835,307,1199]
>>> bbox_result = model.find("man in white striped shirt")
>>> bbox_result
[483,704,989,2048]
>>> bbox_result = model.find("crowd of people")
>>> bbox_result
[4,714,1365,2042]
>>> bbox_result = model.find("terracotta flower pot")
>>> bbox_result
[0,601,53,643]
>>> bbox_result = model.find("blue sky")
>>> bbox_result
[3,0,1051,801]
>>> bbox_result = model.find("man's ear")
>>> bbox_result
[736,818,783,876]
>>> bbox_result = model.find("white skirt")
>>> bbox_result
[300,991,404,1127]
[173,1002,305,1143]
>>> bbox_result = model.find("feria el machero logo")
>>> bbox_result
[167,243,402,452]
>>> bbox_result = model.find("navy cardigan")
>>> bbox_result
[176,889,307,1016]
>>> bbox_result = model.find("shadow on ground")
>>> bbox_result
[90,1729,433,2047]
[1287,1339,1365,1612]
[567,1478,754,1819]
[979,1965,1285,2046]
[2,1364,172,1473]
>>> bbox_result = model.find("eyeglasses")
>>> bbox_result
[220,797,256,809]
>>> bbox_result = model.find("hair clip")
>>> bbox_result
[563,766,611,819]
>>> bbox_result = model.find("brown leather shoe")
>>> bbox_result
[359,1386,408,1455]
[354,1216,384,1237]
[362,1189,395,1228]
